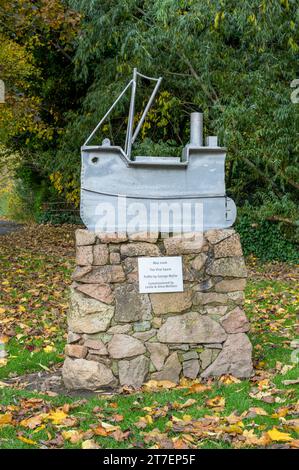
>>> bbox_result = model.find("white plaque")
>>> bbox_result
[138,256,183,293]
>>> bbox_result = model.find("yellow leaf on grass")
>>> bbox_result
[221,424,244,434]
[62,430,83,443]
[43,345,56,353]
[282,379,299,386]
[20,414,45,429]
[186,383,211,394]
[0,334,9,343]
[267,428,293,442]
[0,317,14,324]
[93,426,108,437]
[169,416,180,424]
[0,358,7,367]
[225,412,245,424]
[219,375,241,385]
[0,307,6,314]
[101,422,120,432]
[47,410,68,425]
[82,439,100,449]
[243,429,270,446]
[173,437,189,449]
[92,421,120,436]
[258,379,270,390]
[111,413,123,422]
[206,396,225,409]
[141,415,153,425]
[280,364,294,375]
[256,361,266,369]
[281,419,299,433]
[0,413,12,425]
[173,399,197,410]
[0,381,10,388]
[271,407,289,418]
[32,425,46,434]
[144,380,176,390]
[182,415,192,422]
[179,377,194,387]
[181,433,195,443]
[248,407,268,416]
[17,436,37,446]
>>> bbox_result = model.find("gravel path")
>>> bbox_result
[0,220,23,235]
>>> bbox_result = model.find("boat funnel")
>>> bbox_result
[190,112,203,146]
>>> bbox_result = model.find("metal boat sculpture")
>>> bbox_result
[80,69,237,233]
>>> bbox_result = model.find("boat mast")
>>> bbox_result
[83,68,162,158]
[125,69,163,160]
[125,68,137,160]
[83,79,134,147]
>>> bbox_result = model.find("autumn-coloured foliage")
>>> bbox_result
[0,0,82,208]
[0,0,80,138]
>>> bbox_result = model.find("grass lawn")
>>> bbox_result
[0,225,298,449]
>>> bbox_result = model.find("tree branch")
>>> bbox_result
[266,216,299,226]
[179,53,224,110]
[49,40,73,62]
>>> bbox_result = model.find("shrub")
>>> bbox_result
[236,210,299,263]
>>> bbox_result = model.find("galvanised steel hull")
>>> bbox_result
[80,146,237,233]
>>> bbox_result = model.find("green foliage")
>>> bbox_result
[236,208,299,263]
[132,138,182,158]
[13,165,43,222]
[12,165,81,225]
[13,164,70,223]
[37,210,81,225]
[61,0,298,237]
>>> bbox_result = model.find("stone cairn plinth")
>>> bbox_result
[62,229,253,390]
